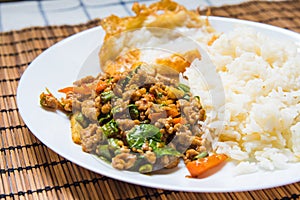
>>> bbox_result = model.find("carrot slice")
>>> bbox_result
[172,117,186,125]
[166,107,180,118]
[58,85,92,95]
[58,86,74,93]
[74,85,92,95]
[186,154,228,178]
[96,80,108,93]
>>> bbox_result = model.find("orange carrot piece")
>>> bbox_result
[172,117,186,124]
[58,85,92,95]
[166,108,180,118]
[58,86,74,93]
[96,80,108,93]
[74,85,92,95]
[186,154,228,178]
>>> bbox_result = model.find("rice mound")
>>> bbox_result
[185,27,300,174]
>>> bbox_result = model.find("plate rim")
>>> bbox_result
[17,16,300,193]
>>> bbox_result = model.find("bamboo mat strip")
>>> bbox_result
[0,0,300,199]
[202,0,300,33]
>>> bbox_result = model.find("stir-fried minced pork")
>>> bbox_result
[40,64,207,173]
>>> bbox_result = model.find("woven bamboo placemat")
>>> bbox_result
[1,1,300,199]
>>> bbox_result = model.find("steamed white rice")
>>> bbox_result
[184,26,300,174]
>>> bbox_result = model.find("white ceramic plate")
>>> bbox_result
[17,17,300,192]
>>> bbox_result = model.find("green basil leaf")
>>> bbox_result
[126,124,162,149]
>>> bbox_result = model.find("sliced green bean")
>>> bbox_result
[194,151,208,159]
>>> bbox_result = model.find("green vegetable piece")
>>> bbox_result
[178,83,190,93]
[194,151,208,159]
[107,138,120,149]
[121,76,131,87]
[97,145,112,160]
[154,146,181,158]
[133,65,141,73]
[128,154,145,171]
[127,136,144,149]
[156,92,163,98]
[148,139,158,150]
[139,164,153,174]
[98,113,112,125]
[121,66,141,87]
[114,149,122,155]
[128,104,139,120]
[101,119,119,137]
[107,77,113,83]
[183,93,190,101]
[111,105,121,114]
[126,124,162,149]
[167,86,184,99]
[75,112,88,127]
[194,96,201,102]
[101,91,115,103]
[139,119,150,124]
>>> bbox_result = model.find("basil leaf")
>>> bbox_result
[126,124,162,149]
